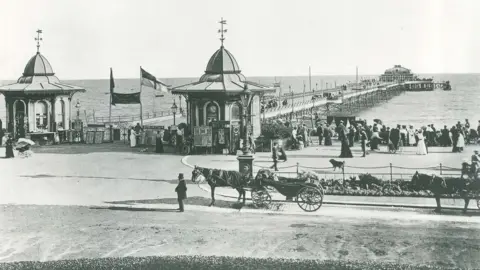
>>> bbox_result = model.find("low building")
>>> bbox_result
[379,65,416,82]
[171,41,275,154]
[0,32,85,142]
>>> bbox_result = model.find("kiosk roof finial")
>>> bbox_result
[35,29,43,53]
[218,18,227,46]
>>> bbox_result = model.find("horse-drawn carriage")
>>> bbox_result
[250,169,324,212]
[191,166,324,212]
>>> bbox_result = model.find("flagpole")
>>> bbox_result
[140,66,143,126]
[109,68,112,125]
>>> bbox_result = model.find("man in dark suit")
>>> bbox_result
[389,125,401,150]
[360,126,368,157]
[316,124,323,145]
[270,142,279,171]
[175,173,187,212]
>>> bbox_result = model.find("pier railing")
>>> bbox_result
[85,108,186,124]
[253,163,460,182]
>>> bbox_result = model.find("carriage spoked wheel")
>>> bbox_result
[296,186,324,212]
[476,192,480,209]
[251,188,272,208]
[180,145,190,155]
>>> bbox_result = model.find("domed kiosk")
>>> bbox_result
[0,31,85,142]
[170,19,275,176]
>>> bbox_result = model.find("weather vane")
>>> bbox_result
[35,29,43,53]
[218,18,227,46]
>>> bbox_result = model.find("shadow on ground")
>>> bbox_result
[103,196,283,211]
[18,174,199,185]
[29,142,180,155]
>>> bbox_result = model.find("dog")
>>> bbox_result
[329,159,345,171]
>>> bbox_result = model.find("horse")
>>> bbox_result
[411,172,473,213]
[191,166,250,206]
[461,161,479,180]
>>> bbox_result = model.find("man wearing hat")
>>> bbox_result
[471,150,480,180]
[175,173,187,212]
[359,126,368,157]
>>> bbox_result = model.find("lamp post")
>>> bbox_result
[171,99,178,125]
[237,84,254,178]
[75,99,80,120]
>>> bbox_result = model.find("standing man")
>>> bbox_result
[389,125,401,151]
[270,142,279,171]
[134,123,142,146]
[316,123,323,145]
[175,173,187,212]
[348,126,355,147]
[360,126,368,157]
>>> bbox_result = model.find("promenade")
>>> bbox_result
[1,141,478,212]
[1,142,479,268]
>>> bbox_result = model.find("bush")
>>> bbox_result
[261,123,292,140]
[0,255,457,270]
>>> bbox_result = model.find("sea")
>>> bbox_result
[1,73,479,128]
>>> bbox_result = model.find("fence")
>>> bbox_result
[84,108,186,124]
[252,162,462,182]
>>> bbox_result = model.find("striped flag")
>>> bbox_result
[140,67,169,92]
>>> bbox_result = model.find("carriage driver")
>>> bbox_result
[471,150,480,179]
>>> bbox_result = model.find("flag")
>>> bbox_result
[110,68,116,105]
[110,68,115,94]
[112,92,141,104]
[140,67,169,92]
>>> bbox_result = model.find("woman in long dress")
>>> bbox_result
[324,126,332,146]
[457,130,465,152]
[416,130,427,155]
[407,126,416,146]
[338,126,353,158]
[129,128,136,148]
[5,135,14,158]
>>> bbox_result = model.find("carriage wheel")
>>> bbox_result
[389,147,397,154]
[180,145,190,155]
[476,192,480,209]
[296,187,323,212]
[251,188,272,208]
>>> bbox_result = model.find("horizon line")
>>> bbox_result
[0,72,477,82]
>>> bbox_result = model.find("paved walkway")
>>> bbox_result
[1,142,479,213]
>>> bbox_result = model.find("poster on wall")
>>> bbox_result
[218,129,225,144]
[193,126,212,147]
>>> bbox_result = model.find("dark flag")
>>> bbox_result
[110,68,116,105]
[110,68,141,105]
[111,92,141,104]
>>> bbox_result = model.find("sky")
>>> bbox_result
[0,0,479,80]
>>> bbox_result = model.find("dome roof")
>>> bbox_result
[205,46,241,74]
[384,65,411,74]
[23,52,55,76]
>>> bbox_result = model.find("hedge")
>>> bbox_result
[0,255,460,270]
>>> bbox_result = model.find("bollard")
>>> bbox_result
[389,163,393,182]
[439,163,443,175]
[296,162,299,175]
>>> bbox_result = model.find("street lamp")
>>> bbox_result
[171,99,178,125]
[239,85,253,155]
[238,84,255,178]
[75,99,80,120]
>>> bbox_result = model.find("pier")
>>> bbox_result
[87,82,408,126]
